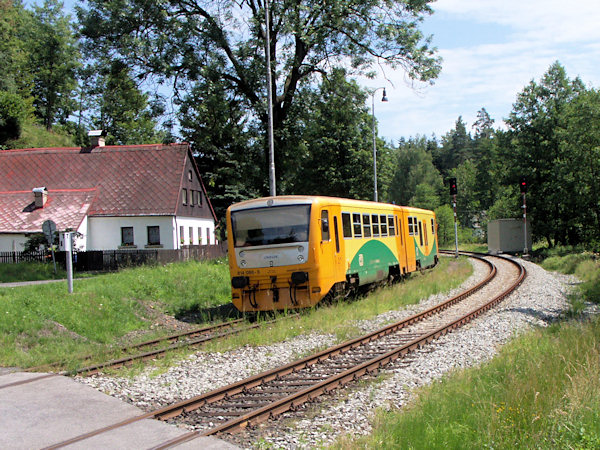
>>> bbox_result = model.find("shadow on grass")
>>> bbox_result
[175,303,243,324]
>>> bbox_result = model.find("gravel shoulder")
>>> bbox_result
[77,257,595,448]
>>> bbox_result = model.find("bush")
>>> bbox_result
[0,91,30,145]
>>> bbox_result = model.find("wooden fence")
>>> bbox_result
[0,250,48,264]
[0,245,227,271]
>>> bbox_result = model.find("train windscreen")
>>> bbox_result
[231,205,311,247]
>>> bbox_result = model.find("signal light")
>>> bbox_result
[520,176,527,194]
[449,177,457,195]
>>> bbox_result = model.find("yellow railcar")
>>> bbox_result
[227,196,438,312]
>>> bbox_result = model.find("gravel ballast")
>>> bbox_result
[77,257,592,448]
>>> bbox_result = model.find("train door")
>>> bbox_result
[394,212,408,274]
[318,208,345,294]
[402,210,417,273]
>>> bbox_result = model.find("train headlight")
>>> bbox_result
[298,246,304,252]
[297,255,304,263]
[240,260,247,267]
[239,251,246,257]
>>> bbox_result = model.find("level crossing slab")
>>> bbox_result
[0,371,238,449]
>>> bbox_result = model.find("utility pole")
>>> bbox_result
[265,0,276,197]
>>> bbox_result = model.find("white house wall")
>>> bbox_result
[86,216,215,250]
[0,234,28,252]
[174,216,216,247]
[87,216,175,250]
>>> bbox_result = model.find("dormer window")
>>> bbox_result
[188,170,193,181]
[182,188,188,205]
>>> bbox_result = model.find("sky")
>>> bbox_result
[362,0,600,143]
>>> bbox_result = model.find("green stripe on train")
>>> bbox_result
[348,240,399,285]
[414,237,438,268]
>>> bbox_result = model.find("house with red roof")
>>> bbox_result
[0,139,218,252]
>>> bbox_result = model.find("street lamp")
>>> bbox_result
[372,87,388,202]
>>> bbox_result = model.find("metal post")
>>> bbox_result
[371,87,388,202]
[453,194,459,257]
[522,192,528,255]
[265,0,276,197]
[64,232,73,293]
[372,94,378,202]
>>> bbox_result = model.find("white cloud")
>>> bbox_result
[365,0,600,142]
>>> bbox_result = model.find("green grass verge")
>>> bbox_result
[0,259,232,369]
[0,262,67,283]
[344,318,600,449]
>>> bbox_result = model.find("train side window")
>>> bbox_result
[342,212,352,238]
[388,216,395,237]
[408,217,413,235]
[423,221,429,246]
[363,214,372,238]
[431,218,435,234]
[334,216,340,253]
[321,210,330,241]
[380,214,388,236]
[418,221,424,246]
[372,214,380,237]
[353,213,362,238]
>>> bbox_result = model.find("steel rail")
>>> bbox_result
[15,317,293,389]
[25,319,245,374]
[157,253,525,446]
[43,252,497,449]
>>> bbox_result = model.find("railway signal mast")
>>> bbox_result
[449,177,458,257]
[520,176,528,255]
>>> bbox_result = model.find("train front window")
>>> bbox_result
[231,205,311,247]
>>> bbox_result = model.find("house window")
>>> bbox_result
[180,225,184,245]
[189,190,195,207]
[188,170,193,181]
[147,226,160,245]
[121,227,134,246]
[182,188,188,205]
[198,227,202,245]
[197,190,203,207]
[189,227,194,244]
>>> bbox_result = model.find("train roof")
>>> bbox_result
[227,196,435,215]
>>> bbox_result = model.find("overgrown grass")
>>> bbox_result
[0,259,232,369]
[205,256,472,352]
[0,262,67,282]
[343,318,600,449]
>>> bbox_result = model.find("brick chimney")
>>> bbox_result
[88,129,106,148]
[33,187,48,208]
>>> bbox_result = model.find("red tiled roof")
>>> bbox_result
[0,143,208,233]
[0,189,96,233]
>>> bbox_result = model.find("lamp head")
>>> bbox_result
[381,88,388,102]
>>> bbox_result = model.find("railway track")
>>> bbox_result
[6,317,290,390]
[46,251,525,449]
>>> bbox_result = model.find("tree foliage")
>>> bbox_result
[77,0,441,191]
[27,0,80,130]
